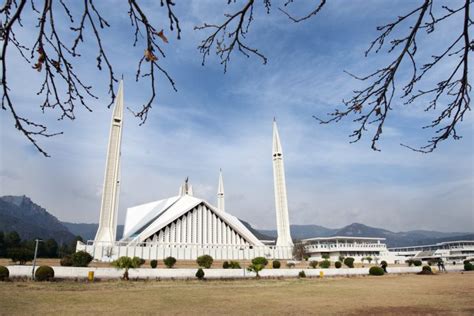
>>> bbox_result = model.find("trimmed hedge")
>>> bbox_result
[343,257,355,268]
[163,257,176,268]
[298,270,306,278]
[35,265,54,281]
[422,265,432,273]
[369,266,384,276]
[150,260,158,269]
[272,260,281,269]
[335,261,342,269]
[319,260,330,269]
[464,262,474,271]
[222,261,241,269]
[60,255,73,266]
[413,260,422,267]
[196,268,205,280]
[71,251,93,267]
[197,255,213,269]
[0,266,9,281]
[309,261,318,268]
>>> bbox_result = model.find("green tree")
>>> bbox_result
[44,239,58,258]
[5,231,21,249]
[0,232,5,257]
[112,256,144,280]
[8,248,33,265]
[251,257,268,267]
[247,263,265,279]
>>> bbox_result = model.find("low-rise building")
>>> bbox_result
[389,240,474,264]
[302,236,403,264]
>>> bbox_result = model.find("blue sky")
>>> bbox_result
[1,0,473,233]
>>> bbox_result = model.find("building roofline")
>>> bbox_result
[388,239,474,251]
[301,236,386,242]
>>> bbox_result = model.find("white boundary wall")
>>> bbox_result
[76,241,293,261]
[6,265,464,280]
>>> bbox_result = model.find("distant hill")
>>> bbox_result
[260,224,338,240]
[63,222,124,241]
[240,219,274,241]
[1,195,471,248]
[0,195,75,244]
[258,222,472,247]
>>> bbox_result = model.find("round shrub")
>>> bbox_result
[298,270,306,278]
[369,266,384,276]
[71,251,93,267]
[196,268,205,280]
[60,255,73,266]
[381,260,388,267]
[0,266,9,281]
[335,261,342,269]
[406,259,414,267]
[163,256,176,268]
[272,260,281,269]
[413,260,422,267]
[343,257,355,268]
[35,265,54,281]
[150,260,158,269]
[309,260,318,268]
[422,265,432,273]
[319,260,330,269]
[197,255,213,269]
[252,257,268,267]
[229,261,241,269]
[223,261,229,269]
[464,262,473,271]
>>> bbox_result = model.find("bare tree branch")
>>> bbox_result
[314,0,472,152]
[195,0,268,73]
[1,0,181,156]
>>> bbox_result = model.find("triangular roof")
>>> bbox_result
[122,195,264,246]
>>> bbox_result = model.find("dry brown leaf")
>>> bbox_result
[144,49,158,62]
[33,62,42,72]
[156,29,168,44]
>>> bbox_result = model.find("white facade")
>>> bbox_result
[389,240,474,264]
[302,236,404,264]
[80,107,295,261]
[94,81,124,243]
[272,120,293,247]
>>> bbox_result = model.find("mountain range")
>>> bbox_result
[1,195,472,247]
[0,195,75,244]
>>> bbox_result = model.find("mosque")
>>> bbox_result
[76,82,294,261]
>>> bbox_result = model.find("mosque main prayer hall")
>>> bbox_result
[77,81,294,261]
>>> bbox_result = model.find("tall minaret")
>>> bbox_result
[217,169,225,212]
[272,119,293,247]
[95,80,124,243]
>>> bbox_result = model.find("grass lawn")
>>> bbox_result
[0,272,472,315]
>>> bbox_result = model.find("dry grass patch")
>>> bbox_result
[0,272,472,315]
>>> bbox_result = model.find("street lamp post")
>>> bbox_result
[32,239,43,280]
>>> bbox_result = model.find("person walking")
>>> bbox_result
[439,259,447,273]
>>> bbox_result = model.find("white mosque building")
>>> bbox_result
[77,82,294,261]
